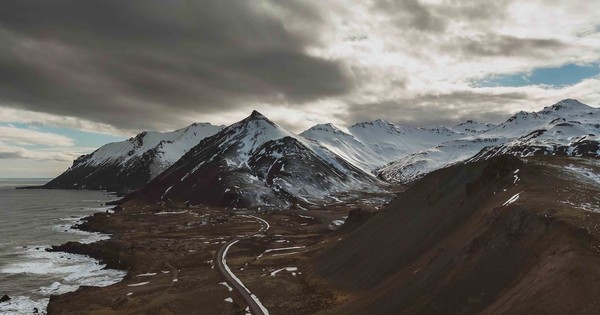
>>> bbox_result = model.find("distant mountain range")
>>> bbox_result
[44,99,600,208]
[380,99,600,182]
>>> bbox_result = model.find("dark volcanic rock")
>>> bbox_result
[0,294,10,303]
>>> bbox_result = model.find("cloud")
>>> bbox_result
[330,79,600,128]
[333,91,530,127]
[0,126,74,146]
[374,0,447,32]
[0,105,151,136]
[0,0,352,131]
[0,141,79,162]
[451,35,567,58]
[0,0,599,136]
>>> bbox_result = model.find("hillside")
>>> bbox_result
[315,155,600,314]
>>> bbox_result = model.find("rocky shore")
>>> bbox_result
[45,202,351,314]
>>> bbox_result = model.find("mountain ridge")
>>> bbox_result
[124,111,386,209]
[379,99,600,183]
[43,122,223,193]
[42,99,600,208]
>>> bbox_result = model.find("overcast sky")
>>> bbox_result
[1,0,600,177]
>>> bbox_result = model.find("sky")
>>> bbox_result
[1,0,600,177]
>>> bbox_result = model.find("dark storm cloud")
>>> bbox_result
[0,0,352,131]
[339,91,531,127]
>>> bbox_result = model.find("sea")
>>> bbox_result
[0,179,126,314]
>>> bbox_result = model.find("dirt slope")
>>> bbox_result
[314,155,600,314]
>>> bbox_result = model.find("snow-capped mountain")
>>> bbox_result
[378,136,504,183]
[451,120,497,134]
[379,99,600,183]
[44,123,223,192]
[470,99,600,160]
[128,111,384,209]
[299,119,474,173]
[44,98,598,207]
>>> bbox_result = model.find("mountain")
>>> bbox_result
[300,119,473,173]
[125,111,384,209]
[44,98,598,203]
[378,136,504,182]
[315,155,600,314]
[451,120,497,134]
[471,99,600,159]
[379,99,600,183]
[43,123,223,193]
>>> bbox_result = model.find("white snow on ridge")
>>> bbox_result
[216,111,297,166]
[452,120,497,134]
[77,123,223,176]
[300,119,478,173]
[379,99,600,183]
[379,137,503,183]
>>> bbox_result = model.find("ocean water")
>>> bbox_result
[0,179,126,314]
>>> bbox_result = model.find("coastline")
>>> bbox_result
[44,202,347,314]
[0,202,126,315]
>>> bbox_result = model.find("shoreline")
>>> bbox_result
[49,207,129,271]
[0,204,126,315]
[44,202,350,314]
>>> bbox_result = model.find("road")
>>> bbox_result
[215,216,270,315]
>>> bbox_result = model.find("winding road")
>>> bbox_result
[215,215,270,315]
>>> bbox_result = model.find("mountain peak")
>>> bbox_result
[350,119,396,129]
[457,120,476,125]
[249,110,267,119]
[556,98,585,106]
[301,123,351,138]
[548,99,590,110]
[312,123,342,132]
[373,119,394,125]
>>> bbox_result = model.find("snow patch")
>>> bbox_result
[502,192,522,206]
[136,272,157,277]
[270,267,298,277]
[127,281,150,287]
[219,281,233,292]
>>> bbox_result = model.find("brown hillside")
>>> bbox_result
[314,155,600,314]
